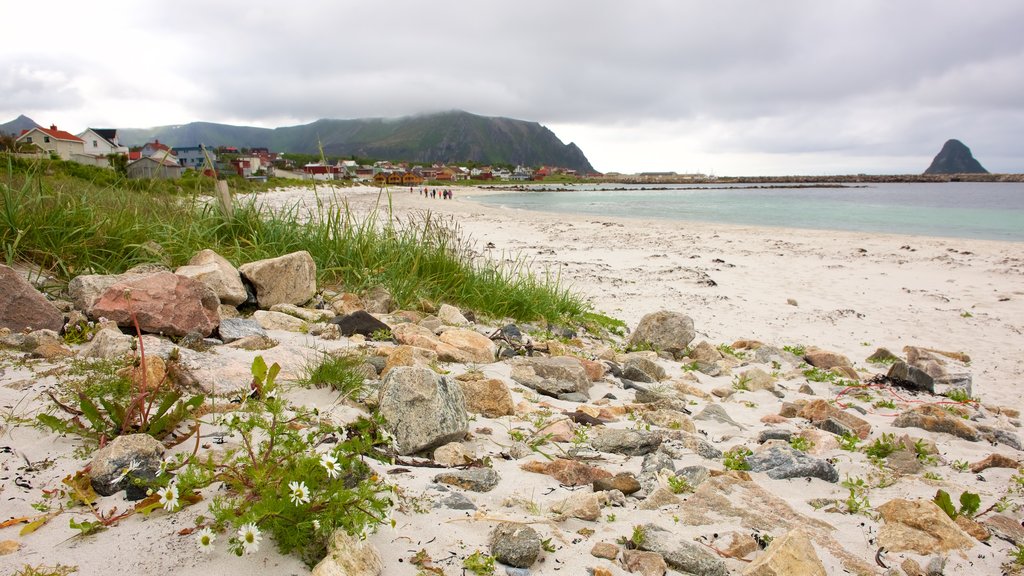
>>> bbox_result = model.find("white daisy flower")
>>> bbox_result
[109,459,141,487]
[289,480,311,506]
[158,484,179,512]
[312,519,321,531]
[320,453,340,479]
[195,527,216,553]
[237,522,262,554]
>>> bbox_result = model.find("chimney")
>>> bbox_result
[50,124,58,131]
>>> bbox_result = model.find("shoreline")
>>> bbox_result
[259,184,1023,408]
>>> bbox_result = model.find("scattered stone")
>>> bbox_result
[520,458,612,486]
[893,404,980,441]
[432,468,501,492]
[983,514,1024,545]
[224,333,278,351]
[456,377,515,417]
[217,317,269,343]
[694,404,746,430]
[175,249,247,306]
[437,303,470,326]
[427,484,477,510]
[905,345,973,397]
[0,265,64,332]
[79,327,135,359]
[627,311,696,358]
[433,442,473,467]
[551,491,611,521]
[436,328,497,364]
[328,292,364,315]
[89,272,220,337]
[590,428,662,456]
[742,528,826,576]
[660,434,723,460]
[866,347,900,364]
[876,499,975,554]
[489,522,541,568]
[797,383,815,395]
[747,445,839,482]
[757,429,793,444]
[593,473,641,495]
[970,453,1020,473]
[641,409,695,432]
[510,356,591,397]
[887,361,935,393]
[622,549,667,576]
[637,486,682,510]
[590,541,620,560]
[331,310,391,337]
[89,433,165,500]
[238,250,317,309]
[955,515,990,542]
[0,540,21,555]
[803,347,852,369]
[976,425,1024,451]
[885,450,924,475]
[623,354,667,382]
[819,410,871,439]
[377,366,468,455]
[310,528,383,576]
[714,532,759,560]
[638,523,728,576]
[362,285,394,314]
[270,303,334,323]
[252,309,307,332]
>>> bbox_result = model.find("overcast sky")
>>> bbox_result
[4,1,1022,175]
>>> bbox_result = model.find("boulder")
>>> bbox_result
[0,265,64,332]
[238,250,316,309]
[887,361,935,394]
[741,367,776,392]
[877,499,974,554]
[433,442,473,467]
[175,249,247,306]
[456,376,514,417]
[432,468,501,492]
[747,445,839,482]
[381,345,438,378]
[362,285,394,314]
[252,310,307,332]
[270,303,334,323]
[331,310,391,337]
[310,529,383,576]
[622,549,667,576]
[328,292,364,316]
[437,303,470,326]
[638,523,727,576]
[68,272,144,312]
[904,346,973,397]
[590,428,662,456]
[88,272,219,337]
[79,327,134,360]
[89,434,165,500]
[893,404,980,441]
[742,528,826,576]
[803,348,852,369]
[520,458,612,486]
[377,366,468,455]
[642,409,696,433]
[436,328,496,364]
[628,311,696,357]
[490,523,541,568]
[623,354,667,382]
[217,317,269,344]
[593,472,641,495]
[510,356,591,397]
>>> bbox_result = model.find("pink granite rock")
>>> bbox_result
[89,272,220,337]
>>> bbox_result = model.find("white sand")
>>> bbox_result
[2,183,1022,575]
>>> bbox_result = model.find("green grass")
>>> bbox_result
[1,156,587,324]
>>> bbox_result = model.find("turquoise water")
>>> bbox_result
[469,182,1024,242]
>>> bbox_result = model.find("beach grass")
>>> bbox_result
[0,156,587,324]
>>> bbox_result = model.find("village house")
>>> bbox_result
[141,140,176,160]
[175,144,216,171]
[126,155,183,180]
[77,128,128,158]
[16,125,85,160]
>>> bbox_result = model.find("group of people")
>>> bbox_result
[414,187,453,200]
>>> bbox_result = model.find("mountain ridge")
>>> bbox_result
[117,110,596,173]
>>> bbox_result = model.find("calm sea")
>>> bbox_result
[468,182,1024,242]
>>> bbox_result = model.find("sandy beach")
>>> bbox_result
[2,183,1023,575]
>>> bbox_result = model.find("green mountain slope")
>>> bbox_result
[118,111,596,173]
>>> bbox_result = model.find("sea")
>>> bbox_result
[467,182,1024,242]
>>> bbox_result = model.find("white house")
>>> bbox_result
[16,125,85,160]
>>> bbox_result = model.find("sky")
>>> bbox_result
[3,1,1022,176]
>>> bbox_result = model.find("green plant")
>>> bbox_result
[605,513,616,522]
[541,537,556,553]
[462,550,496,575]
[10,565,78,576]
[783,345,806,356]
[723,446,753,471]
[872,398,896,409]
[838,432,861,451]
[923,472,942,481]
[933,489,981,520]
[913,439,937,464]
[579,311,627,338]
[802,366,840,383]
[62,318,101,345]
[369,328,394,341]
[841,475,872,515]
[961,311,973,318]
[298,352,367,399]
[571,426,591,447]
[732,374,751,391]
[952,460,970,472]
[943,388,977,404]
[618,524,647,549]
[788,436,813,452]
[1011,544,1024,566]
[864,433,899,460]
[667,475,693,494]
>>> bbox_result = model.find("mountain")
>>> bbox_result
[924,139,988,175]
[0,114,41,136]
[118,111,596,173]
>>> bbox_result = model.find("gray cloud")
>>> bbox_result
[3,0,1022,173]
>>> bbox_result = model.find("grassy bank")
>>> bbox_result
[1,156,587,324]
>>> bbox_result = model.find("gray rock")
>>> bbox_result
[639,523,728,576]
[888,361,935,393]
[627,310,696,357]
[694,404,747,430]
[79,327,134,359]
[362,285,394,314]
[747,445,839,482]
[641,451,676,476]
[757,429,793,444]
[510,356,590,397]
[623,354,667,382]
[331,310,392,337]
[557,391,590,403]
[977,425,1024,451]
[68,272,145,312]
[661,434,723,460]
[432,468,501,492]
[89,434,165,500]
[676,465,710,489]
[590,428,662,456]
[378,366,468,455]
[238,250,316,309]
[252,309,306,332]
[622,364,656,383]
[428,485,478,510]
[755,345,801,366]
[0,265,64,332]
[217,317,269,343]
[490,522,541,568]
